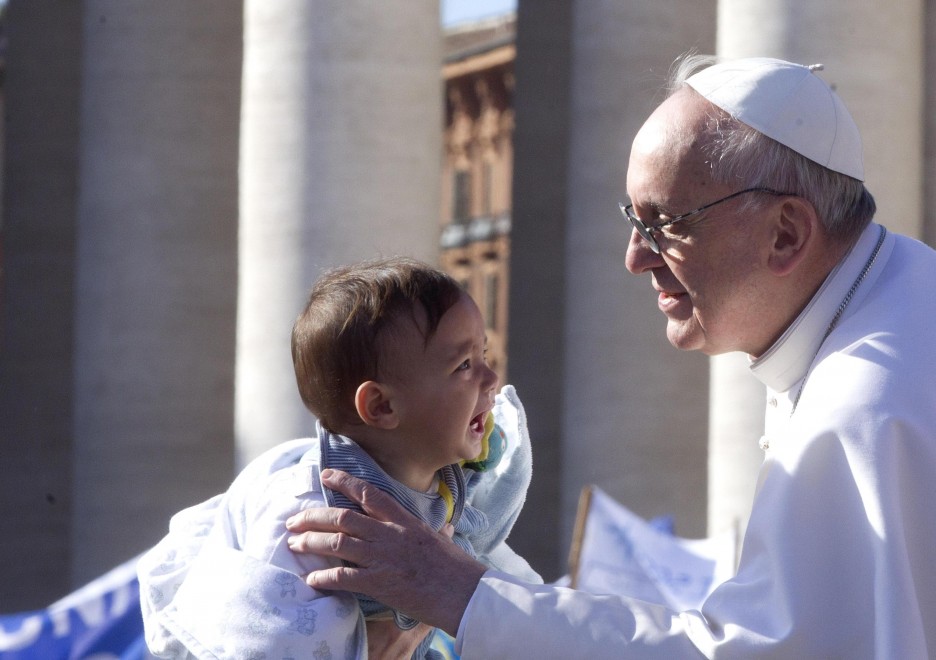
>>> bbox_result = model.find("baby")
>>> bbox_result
[138,257,539,659]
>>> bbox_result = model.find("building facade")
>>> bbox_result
[440,15,515,383]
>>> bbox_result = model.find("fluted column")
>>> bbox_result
[236,1,442,465]
[71,1,242,584]
[718,0,924,238]
[509,0,716,578]
[561,0,717,552]
[710,0,925,538]
[0,0,83,610]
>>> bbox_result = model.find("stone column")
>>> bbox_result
[709,0,925,541]
[509,0,716,579]
[507,0,575,578]
[718,0,924,238]
[71,1,242,584]
[0,0,83,610]
[236,1,442,465]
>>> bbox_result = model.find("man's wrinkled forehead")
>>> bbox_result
[631,112,669,159]
[633,89,714,151]
[627,90,716,190]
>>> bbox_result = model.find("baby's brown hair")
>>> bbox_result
[291,257,463,433]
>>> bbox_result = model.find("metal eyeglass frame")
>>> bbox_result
[619,187,794,254]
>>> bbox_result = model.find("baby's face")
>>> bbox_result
[383,293,499,476]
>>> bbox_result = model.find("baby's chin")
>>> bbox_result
[456,437,483,463]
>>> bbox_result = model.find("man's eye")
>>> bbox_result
[649,213,676,230]
[659,220,693,238]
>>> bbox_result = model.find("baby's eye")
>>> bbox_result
[456,359,470,372]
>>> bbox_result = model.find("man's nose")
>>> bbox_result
[624,227,663,274]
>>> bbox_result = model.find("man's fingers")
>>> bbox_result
[286,532,360,564]
[285,470,432,566]
[320,469,413,521]
[302,564,365,593]
[284,470,409,534]
[283,468,488,633]
[286,501,371,535]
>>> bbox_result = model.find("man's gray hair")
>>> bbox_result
[669,54,876,243]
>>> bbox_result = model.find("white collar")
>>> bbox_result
[750,223,889,393]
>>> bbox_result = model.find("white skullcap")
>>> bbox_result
[686,57,864,181]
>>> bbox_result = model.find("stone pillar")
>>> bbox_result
[508,0,716,579]
[717,0,924,238]
[236,1,442,465]
[710,0,925,540]
[0,0,83,610]
[71,2,242,584]
[507,0,575,579]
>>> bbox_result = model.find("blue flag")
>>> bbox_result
[0,553,464,659]
[0,556,149,660]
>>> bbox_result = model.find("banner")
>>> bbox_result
[568,485,736,612]
[0,556,150,660]
[0,554,460,660]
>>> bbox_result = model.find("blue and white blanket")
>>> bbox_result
[137,385,539,659]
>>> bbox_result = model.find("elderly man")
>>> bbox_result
[287,57,936,657]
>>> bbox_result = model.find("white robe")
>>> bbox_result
[456,224,936,658]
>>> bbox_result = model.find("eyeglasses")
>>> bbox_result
[619,187,793,254]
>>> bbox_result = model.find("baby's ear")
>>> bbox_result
[354,381,398,429]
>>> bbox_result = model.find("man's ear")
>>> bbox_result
[767,197,818,277]
[354,381,399,429]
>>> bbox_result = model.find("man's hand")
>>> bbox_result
[286,469,487,636]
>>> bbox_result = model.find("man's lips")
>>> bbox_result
[651,275,683,297]
[657,289,685,299]
[655,287,687,311]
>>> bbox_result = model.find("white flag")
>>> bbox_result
[569,486,736,612]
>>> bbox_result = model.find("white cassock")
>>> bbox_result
[456,223,936,659]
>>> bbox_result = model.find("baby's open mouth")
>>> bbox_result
[470,411,488,434]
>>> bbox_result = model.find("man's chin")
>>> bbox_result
[666,323,704,352]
